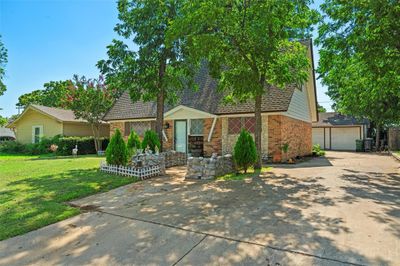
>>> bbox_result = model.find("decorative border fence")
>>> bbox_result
[100,162,161,180]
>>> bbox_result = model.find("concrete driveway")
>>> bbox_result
[1,151,400,266]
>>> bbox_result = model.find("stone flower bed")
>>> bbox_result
[100,150,187,180]
[186,153,234,180]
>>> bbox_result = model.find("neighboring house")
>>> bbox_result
[312,112,369,151]
[0,127,16,141]
[104,41,318,160]
[7,104,109,144]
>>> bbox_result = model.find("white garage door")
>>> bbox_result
[312,128,324,148]
[331,127,360,150]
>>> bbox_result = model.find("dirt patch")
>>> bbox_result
[67,202,101,212]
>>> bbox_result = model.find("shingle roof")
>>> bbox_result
[31,104,87,122]
[103,64,298,121]
[313,112,369,127]
[0,127,15,138]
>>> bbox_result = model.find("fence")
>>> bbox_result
[100,162,161,180]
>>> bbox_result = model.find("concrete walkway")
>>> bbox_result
[1,151,399,265]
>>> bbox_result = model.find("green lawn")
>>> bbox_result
[217,166,272,181]
[0,153,137,240]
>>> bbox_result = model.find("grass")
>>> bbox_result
[217,166,272,181]
[0,153,138,240]
[395,151,400,155]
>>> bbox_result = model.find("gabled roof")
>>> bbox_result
[313,112,369,127]
[0,127,15,138]
[7,104,87,127]
[103,64,298,121]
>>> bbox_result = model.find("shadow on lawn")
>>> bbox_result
[0,168,135,240]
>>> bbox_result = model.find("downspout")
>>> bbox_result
[208,117,217,142]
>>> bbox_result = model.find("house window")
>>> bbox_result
[190,119,204,135]
[125,121,155,137]
[228,117,242,134]
[32,126,43,144]
[228,117,256,134]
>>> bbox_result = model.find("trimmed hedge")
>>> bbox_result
[0,135,109,155]
[56,136,109,155]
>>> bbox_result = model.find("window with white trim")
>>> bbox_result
[32,126,43,144]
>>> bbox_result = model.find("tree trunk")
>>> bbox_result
[375,124,380,151]
[91,123,101,152]
[254,93,262,169]
[156,58,167,152]
[156,89,165,152]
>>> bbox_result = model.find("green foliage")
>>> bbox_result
[0,35,7,96]
[317,104,327,113]
[106,129,128,165]
[312,144,325,157]
[281,143,290,154]
[233,129,257,173]
[141,130,161,153]
[169,0,319,167]
[0,141,26,154]
[317,0,400,126]
[56,136,109,156]
[0,136,109,156]
[0,115,7,126]
[97,0,197,150]
[16,80,70,108]
[62,75,114,152]
[127,130,141,156]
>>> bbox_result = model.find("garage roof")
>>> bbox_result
[313,112,369,127]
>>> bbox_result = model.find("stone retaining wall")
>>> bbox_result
[186,153,234,180]
[161,151,187,168]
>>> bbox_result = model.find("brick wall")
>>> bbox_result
[203,118,222,156]
[110,121,126,140]
[268,115,312,161]
[221,116,269,156]
[163,120,174,151]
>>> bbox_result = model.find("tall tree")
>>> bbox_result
[0,35,8,97]
[0,115,7,127]
[317,103,327,113]
[169,0,318,167]
[98,0,195,151]
[63,76,114,152]
[16,80,70,108]
[317,0,400,148]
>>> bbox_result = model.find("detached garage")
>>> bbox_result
[312,112,369,151]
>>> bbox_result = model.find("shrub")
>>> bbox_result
[127,130,141,156]
[0,141,26,153]
[106,129,128,165]
[141,130,160,153]
[56,136,109,155]
[0,136,109,155]
[312,144,326,157]
[233,129,257,173]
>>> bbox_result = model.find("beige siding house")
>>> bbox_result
[7,105,109,144]
[104,40,318,162]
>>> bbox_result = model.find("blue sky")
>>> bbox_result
[0,0,332,118]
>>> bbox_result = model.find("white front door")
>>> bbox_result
[174,120,187,153]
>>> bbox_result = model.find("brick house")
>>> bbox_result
[103,40,318,161]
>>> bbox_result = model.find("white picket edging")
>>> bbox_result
[100,162,161,180]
